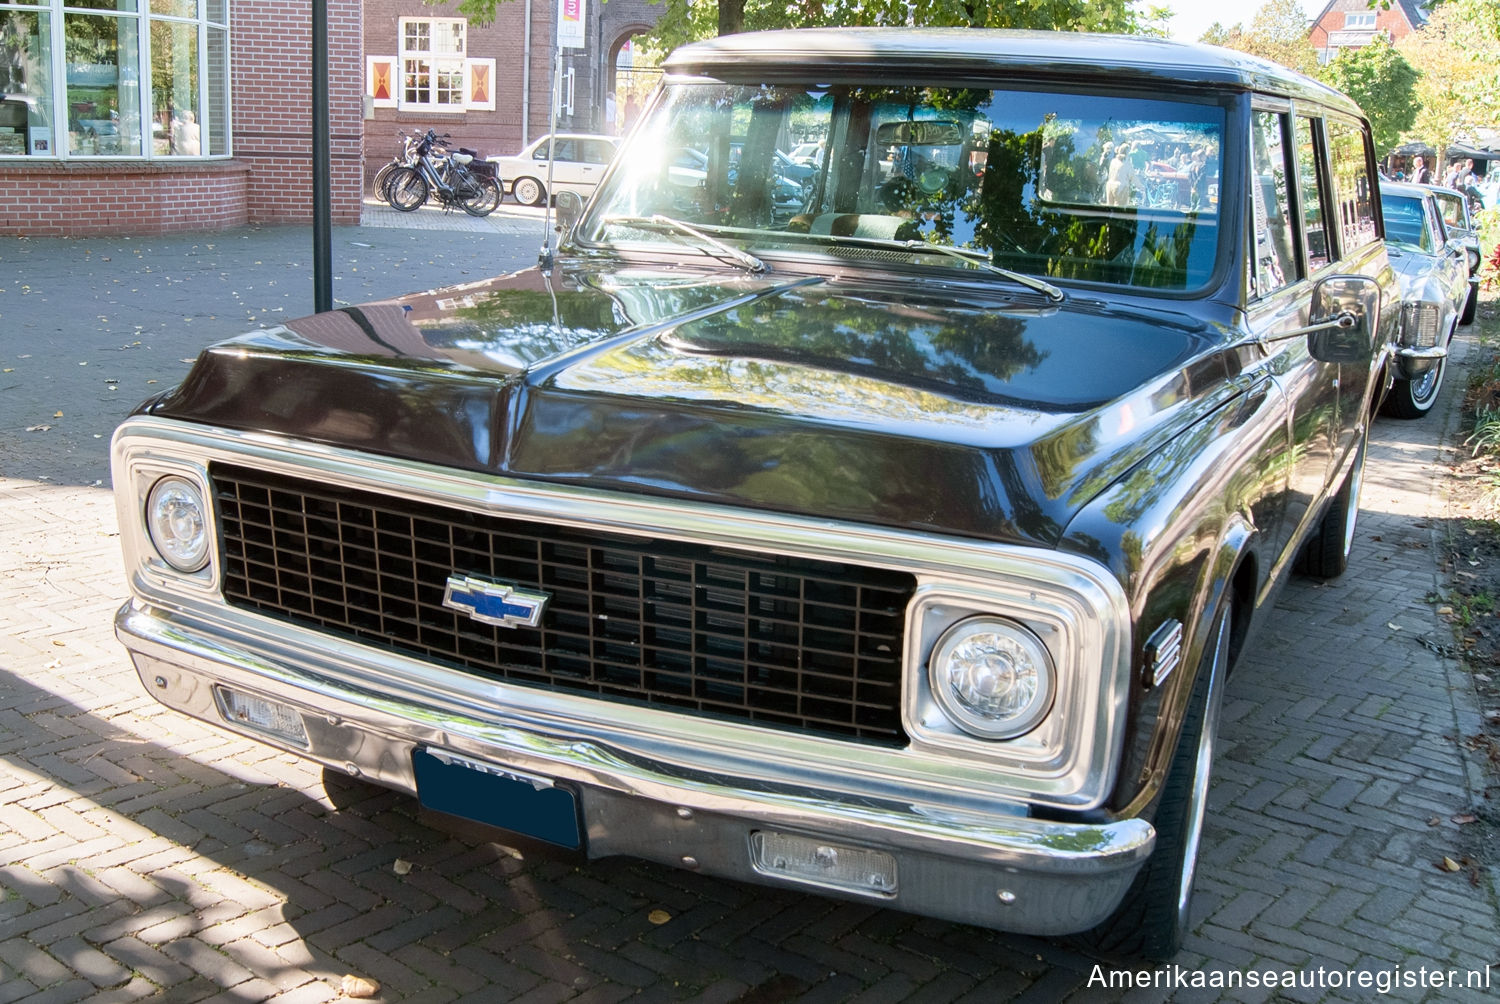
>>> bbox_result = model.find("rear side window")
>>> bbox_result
[1250,110,1297,297]
[1294,116,1331,272]
[1327,117,1378,253]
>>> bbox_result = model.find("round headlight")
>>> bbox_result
[146,476,210,573]
[1468,248,1482,272]
[928,617,1055,739]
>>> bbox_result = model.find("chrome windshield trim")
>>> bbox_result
[113,416,1132,810]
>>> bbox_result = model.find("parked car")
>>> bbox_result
[489,133,619,206]
[1423,183,1483,325]
[1379,181,1471,418]
[111,29,1396,962]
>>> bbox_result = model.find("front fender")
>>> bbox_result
[1058,375,1288,815]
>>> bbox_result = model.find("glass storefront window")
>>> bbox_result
[1,0,227,158]
[64,11,141,155]
[150,18,197,155]
[0,9,54,154]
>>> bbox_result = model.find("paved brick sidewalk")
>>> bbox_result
[1,221,1497,1000]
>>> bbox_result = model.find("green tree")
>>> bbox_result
[1318,35,1418,157]
[1399,0,1500,164]
[1201,0,1318,74]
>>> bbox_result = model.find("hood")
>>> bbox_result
[1386,245,1441,292]
[151,263,1239,546]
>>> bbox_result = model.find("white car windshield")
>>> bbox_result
[582,82,1227,291]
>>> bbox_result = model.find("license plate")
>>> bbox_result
[412,748,582,850]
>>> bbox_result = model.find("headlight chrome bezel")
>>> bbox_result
[903,583,1125,795]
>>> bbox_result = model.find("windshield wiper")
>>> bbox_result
[901,240,1065,303]
[808,231,1064,302]
[601,214,768,274]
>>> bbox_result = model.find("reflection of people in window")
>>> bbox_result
[172,110,199,155]
[1104,144,1137,206]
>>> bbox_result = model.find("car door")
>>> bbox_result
[542,137,587,194]
[1426,198,1471,318]
[1244,104,1339,560]
[572,139,616,197]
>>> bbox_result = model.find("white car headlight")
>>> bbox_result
[146,475,210,572]
[928,617,1055,739]
[1468,248,1481,272]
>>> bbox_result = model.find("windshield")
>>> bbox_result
[582,82,1227,292]
[1380,194,1436,253]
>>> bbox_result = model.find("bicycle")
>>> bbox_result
[385,129,502,217]
[370,130,419,202]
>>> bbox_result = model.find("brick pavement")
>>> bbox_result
[1,212,1497,1001]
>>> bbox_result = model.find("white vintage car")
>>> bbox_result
[489,133,619,207]
[1379,180,1472,418]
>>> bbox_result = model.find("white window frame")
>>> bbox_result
[398,16,467,114]
[1343,11,1376,28]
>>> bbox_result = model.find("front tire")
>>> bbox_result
[385,167,428,212]
[1079,606,1232,960]
[1385,356,1446,419]
[512,176,546,207]
[1462,285,1478,326]
[1296,438,1365,579]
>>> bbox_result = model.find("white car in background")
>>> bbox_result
[490,133,619,207]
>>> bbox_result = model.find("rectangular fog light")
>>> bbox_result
[750,830,897,898]
[215,687,309,748]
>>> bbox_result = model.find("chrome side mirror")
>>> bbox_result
[555,190,585,241]
[1307,274,1381,365]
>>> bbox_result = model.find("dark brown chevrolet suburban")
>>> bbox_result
[113,29,1396,959]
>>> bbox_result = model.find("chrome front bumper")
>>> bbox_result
[1394,343,1447,380]
[116,598,1155,936]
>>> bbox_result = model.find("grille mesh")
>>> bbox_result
[212,464,915,744]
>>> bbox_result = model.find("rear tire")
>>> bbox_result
[461,175,502,217]
[386,167,428,212]
[513,176,545,207]
[1078,606,1231,960]
[1296,438,1365,579]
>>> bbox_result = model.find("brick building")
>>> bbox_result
[0,0,364,237]
[1307,0,1429,63]
[361,0,662,183]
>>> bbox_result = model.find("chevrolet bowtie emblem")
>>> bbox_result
[442,575,550,629]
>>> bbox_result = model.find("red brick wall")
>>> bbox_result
[363,0,555,179]
[0,162,250,237]
[234,0,364,224]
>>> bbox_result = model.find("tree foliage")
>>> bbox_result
[1398,0,1500,161]
[1318,35,1418,157]
[1197,0,1318,75]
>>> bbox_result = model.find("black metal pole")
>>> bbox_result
[312,0,333,312]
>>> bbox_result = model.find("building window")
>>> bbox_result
[1343,11,1375,28]
[0,0,229,159]
[400,17,466,112]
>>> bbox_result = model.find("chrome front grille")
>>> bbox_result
[211,464,915,744]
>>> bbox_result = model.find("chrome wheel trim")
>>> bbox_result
[1411,355,1446,409]
[1176,611,1230,931]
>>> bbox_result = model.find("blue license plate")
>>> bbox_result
[412,748,582,850]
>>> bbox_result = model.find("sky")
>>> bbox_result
[1152,0,1285,41]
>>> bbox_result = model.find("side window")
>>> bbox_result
[1294,116,1331,271]
[1250,110,1298,297]
[1327,117,1378,252]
